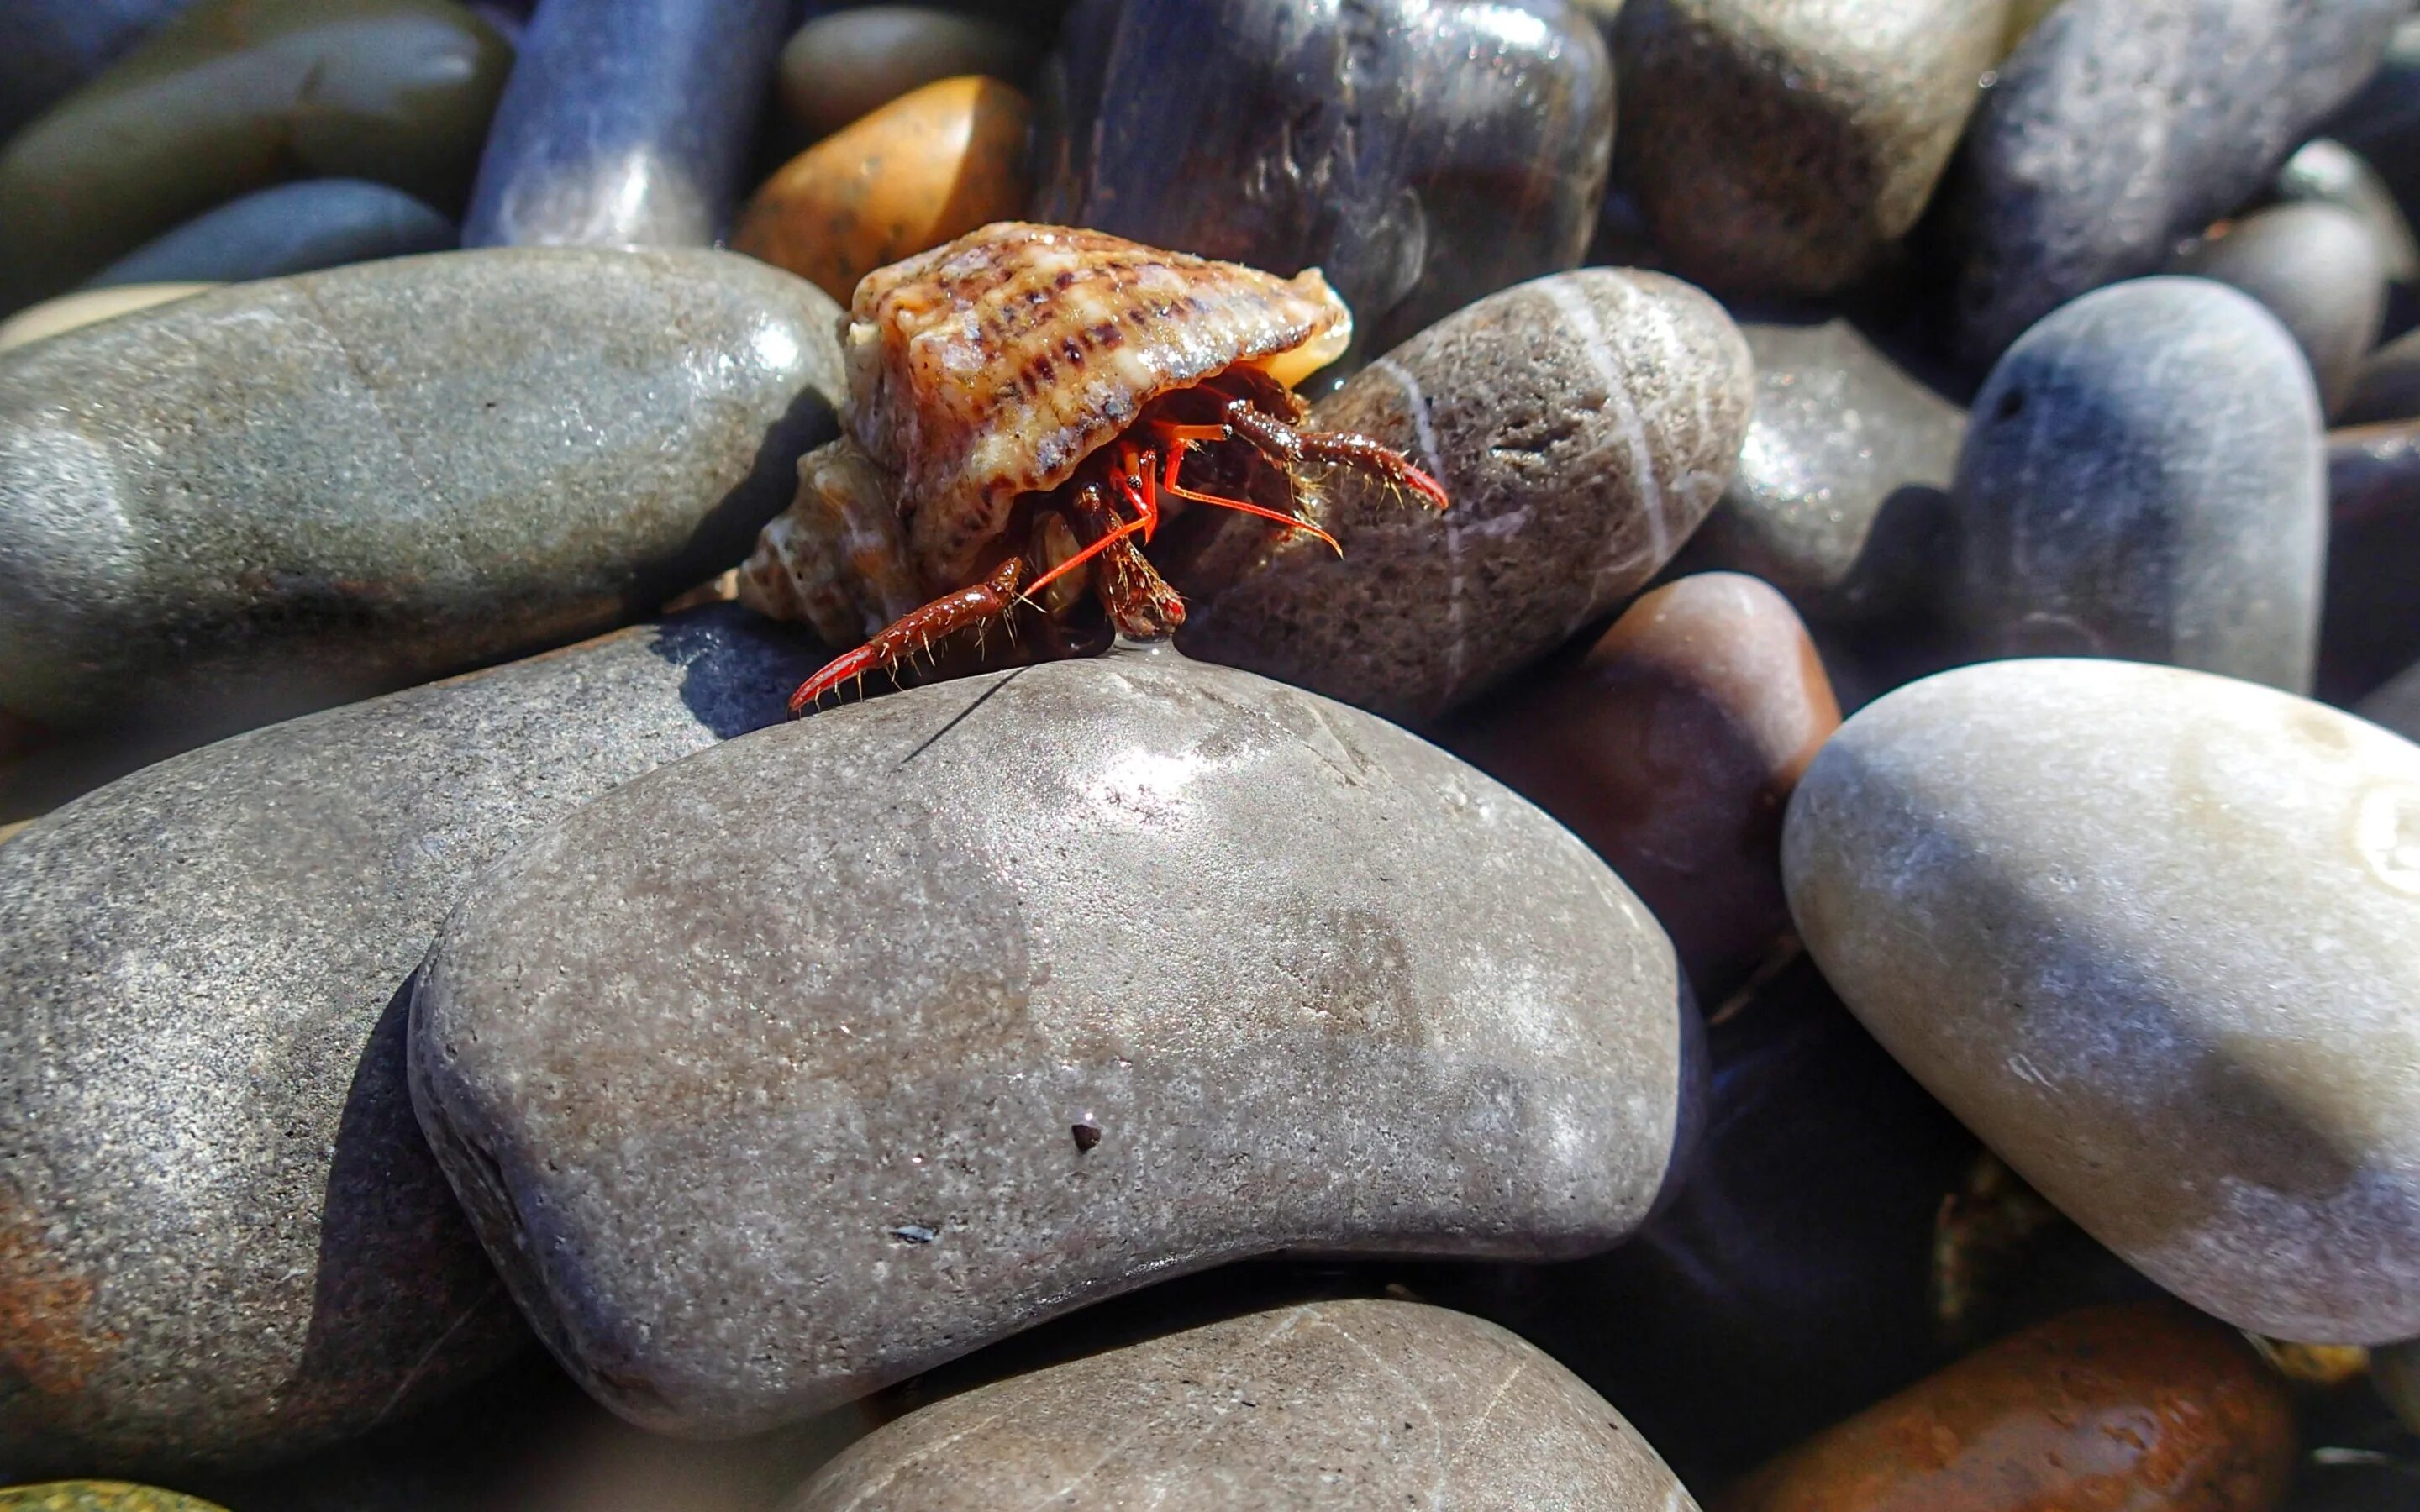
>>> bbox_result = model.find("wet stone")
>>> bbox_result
[84,180,457,289]
[2173,202,2387,417]
[1785,657,2420,1343]
[1949,0,2407,368]
[2320,421,2420,706]
[1950,276,2324,693]
[465,0,790,249]
[0,0,197,139]
[0,282,212,354]
[1177,268,1756,723]
[0,607,829,1473]
[735,76,1031,304]
[1612,0,2002,297]
[408,647,1698,1436]
[0,1491,224,1512]
[776,6,1036,142]
[1668,313,1965,622]
[2269,139,2420,285]
[1444,573,1839,1000]
[784,1300,1703,1511]
[1718,1304,2296,1512]
[0,0,510,312]
[1034,0,1616,370]
[0,248,844,745]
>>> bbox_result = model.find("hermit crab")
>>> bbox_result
[738,222,1449,714]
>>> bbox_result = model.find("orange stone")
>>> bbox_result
[1718,1303,2296,1512]
[734,75,1030,304]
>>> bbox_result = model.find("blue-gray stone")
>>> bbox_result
[2172,202,2387,418]
[0,606,829,1475]
[84,180,458,289]
[1950,0,2407,368]
[0,0,197,139]
[2269,139,2420,284]
[464,0,791,249]
[2323,15,2420,237]
[1034,0,1615,374]
[1950,276,2324,692]
[0,247,843,745]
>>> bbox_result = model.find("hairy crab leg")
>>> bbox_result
[1220,397,1452,512]
[786,557,1026,717]
[1153,431,1344,554]
[1071,486,1186,636]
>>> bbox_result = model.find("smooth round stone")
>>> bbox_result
[784,1301,1702,1510]
[0,0,509,312]
[2271,139,2420,284]
[776,6,1036,140]
[1612,0,2002,297]
[2173,202,2387,417]
[0,0,197,139]
[83,179,456,289]
[463,0,790,249]
[1176,268,1756,722]
[0,606,829,1473]
[1951,277,2324,693]
[1949,0,2408,368]
[2324,15,2420,236]
[2346,326,2420,426]
[0,248,843,743]
[1718,1304,2296,1511]
[0,1490,224,1512]
[1034,0,1615,370]
[0,282,213,353]
[2322,420,2420,706]
[1669,314,1965,622]
[409,646,1698,1436]
[1785,657,2420,1342]
[1433,953,1981,1485]
[734,76,1030,303]
[1445,573,1839,999]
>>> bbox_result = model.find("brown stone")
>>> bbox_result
[1718,1303,2296,1512]
[776,7,1034,142]
[784,1300,1702,1510]
[734,76,1030,304]
[1445,572,1839,998]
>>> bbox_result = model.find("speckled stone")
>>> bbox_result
[2323,420,2420,706]
[784,1301,1702,1511]
[1718,1304,2296,1512]
[1950,277,2324,692]
[1176,269,1755,722]
[1444,573,1839,999]
[1949,0,2406,368]
[1034,0,1616,370]
[464,0,790,248]
[84,180,456,289]
[0,282,212,353]
[1785,657,2420,1342]
[0,607,829,1474]
[1612,0,2002,297]
[1669,314,1964,622]
[0,248,843,743]
[776,6,1036,141]
[2346,327,2420,426]
[2270,139,2420,284]
[0,0,509,312]
[410,645,1698,1436]
[0,0,197,139]
[2173,202,2386,417]
[0,1490,223,1512]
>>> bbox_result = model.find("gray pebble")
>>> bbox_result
[84,179,458,289]
[0,248,843,743]
[2345,325,2420,425]
[2269,139,2420,284]
[2323,14,2420,239]
[0,606,829,1474]
[785,1300,1703,1511]
[2172,202,2387,417]
[0,0,196,139]
[1668,314,1964,622]
[1786,656,2420,1343]
[1949,0,2407,368]
[1177,269,1754,722]
[776,6,1035,141]
[409,645,1698,1436]
[1612,0,2002,297]
[1950,276,2323,692]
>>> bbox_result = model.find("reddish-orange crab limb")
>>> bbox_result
[787,558,1026,717]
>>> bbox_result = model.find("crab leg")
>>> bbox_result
[786,557,1026,717]
[1149,420,1344,554]
[1220,396,1451,512]
[1071,485,1187,637]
